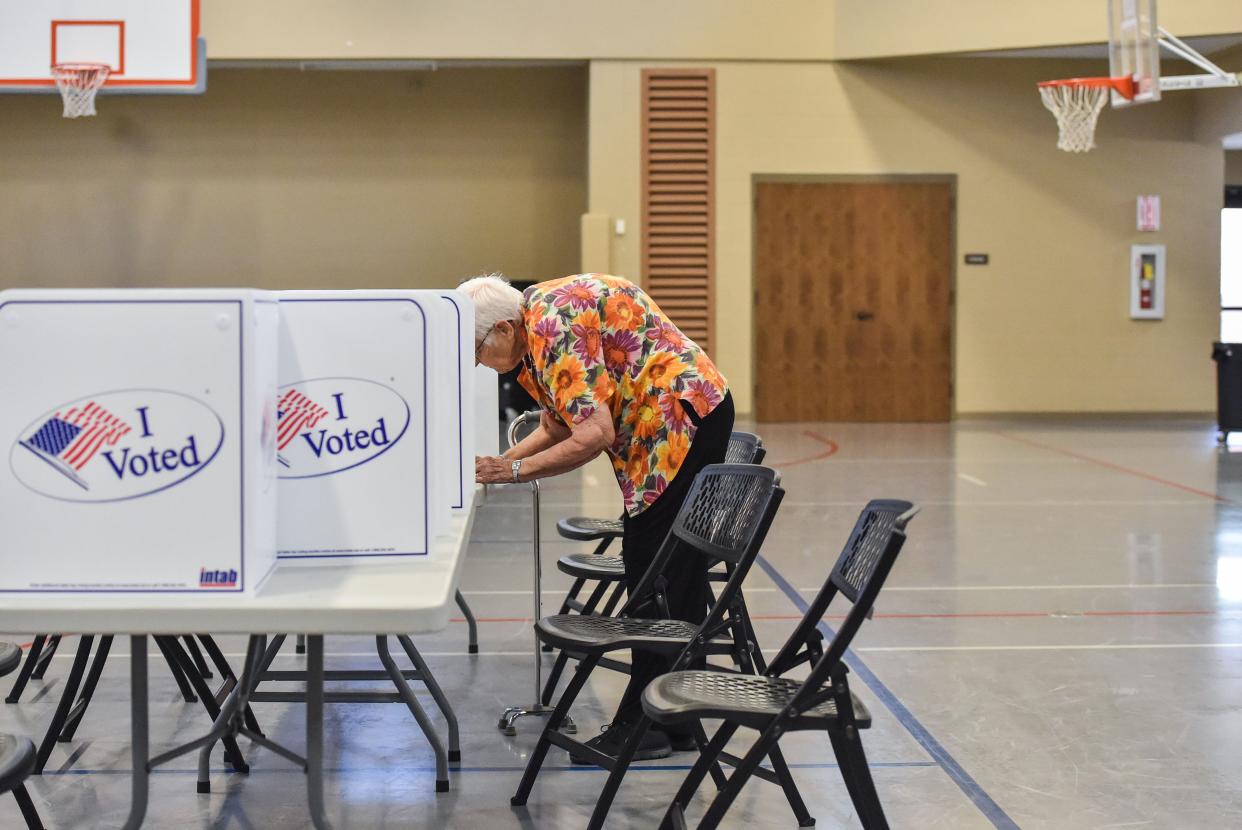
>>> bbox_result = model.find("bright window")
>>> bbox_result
[1222,208,1242,340]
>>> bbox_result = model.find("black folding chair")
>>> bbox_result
[31,634,257,775]
[0,642,45,829]
[641,499,919,830]
[5,634,61,704]
[540,432,767,703]
[511,463,811,830]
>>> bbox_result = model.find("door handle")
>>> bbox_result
[855,311,874,321]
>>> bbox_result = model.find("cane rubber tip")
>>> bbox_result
[197,781,211,794]
[468,645,479,654]
[436,779,450,792]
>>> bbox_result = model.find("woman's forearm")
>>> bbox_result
[504,425,558,460]
[517,414,612,480]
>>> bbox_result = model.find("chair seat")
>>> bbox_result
[642,671,872,731]
[556,516,624,542]
[0,642,19,678]
[0,734,36,795]
[535,615,728,655]
[557,552,626,580]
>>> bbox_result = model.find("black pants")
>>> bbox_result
[615,391,735,723]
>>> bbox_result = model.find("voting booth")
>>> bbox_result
[275,290,474,562]
[0,289,279,594]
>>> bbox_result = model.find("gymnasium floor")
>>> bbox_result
[3,419,1241,829]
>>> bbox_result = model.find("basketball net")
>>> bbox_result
[52,63,110,118]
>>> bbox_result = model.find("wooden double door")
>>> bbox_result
[753,179,953,422]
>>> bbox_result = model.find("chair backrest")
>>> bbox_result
[768,499,917,685]
[622,463,783,616]
[671,463,782,565]
[725,431,765,465]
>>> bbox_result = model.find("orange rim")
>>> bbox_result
[1037,76,1135,100]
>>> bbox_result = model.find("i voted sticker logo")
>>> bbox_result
[10,390,225,503]
[276,377,410,479]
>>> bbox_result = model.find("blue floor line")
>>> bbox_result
[38,761,939,776]
[756,554,1021,830]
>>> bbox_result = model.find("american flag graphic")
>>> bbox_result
[21,402,132,490]
[276,389,330,453]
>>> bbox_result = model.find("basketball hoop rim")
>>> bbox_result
[51,62,112,74]
[1037,75,1135,100]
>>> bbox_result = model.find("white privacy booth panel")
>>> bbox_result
[276,291,455,562]
[474,366,500,458]
[437,291,474,513]
[0,289,278,594]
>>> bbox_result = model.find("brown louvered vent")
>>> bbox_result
[642,68,715,354]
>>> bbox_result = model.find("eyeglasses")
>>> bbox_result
[475,318,523,366]
[474,322,498,365]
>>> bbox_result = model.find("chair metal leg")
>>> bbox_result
[58,634,113,742]
[541,578,615,705]
[599,580,627,616]
[695,732,776,829]
[828,728,889,830]
[587,714,652,830]
[196,635,264,737]
[454,590,479,654]
[30,635,61,681]
[11,784,45,830]
[6,635,46,704]
[660,721,738,830]
[35,635,93,773]
[155,636,250,775]
[155,637,197,703]
[182,635,212,679]
[538,651,570,706]
[767,742,815,827]
[511,655,597,807]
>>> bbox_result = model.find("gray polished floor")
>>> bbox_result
[4,419,1242,828]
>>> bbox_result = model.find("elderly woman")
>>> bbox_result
[462,273,733,762]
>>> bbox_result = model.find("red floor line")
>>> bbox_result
[766,431,839,468]
[449,609,1216,624]
[991,429,1233,504]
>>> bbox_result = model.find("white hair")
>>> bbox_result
[458,273,524,347]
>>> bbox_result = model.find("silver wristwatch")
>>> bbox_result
[511,459,523,483]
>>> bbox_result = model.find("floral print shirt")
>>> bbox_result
[517,274,729,516]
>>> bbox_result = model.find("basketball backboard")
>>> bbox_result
[1108,0,1160,107]
[0,0,204,94]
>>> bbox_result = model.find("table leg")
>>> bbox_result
[377,635,449,791]
[306,635,335,830]
[121,635,148,830]
[396,635,461,762]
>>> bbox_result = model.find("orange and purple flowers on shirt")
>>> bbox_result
[517,274,730,516]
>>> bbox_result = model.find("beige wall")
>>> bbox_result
[205,1,835,61]
[835,1,1242,59]
[590,58,1222,415]
[0,67,586,290]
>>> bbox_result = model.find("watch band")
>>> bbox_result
[511,459,523,483]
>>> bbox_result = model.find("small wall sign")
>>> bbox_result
[964,253,989,265]
[1137,195,1160,232]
